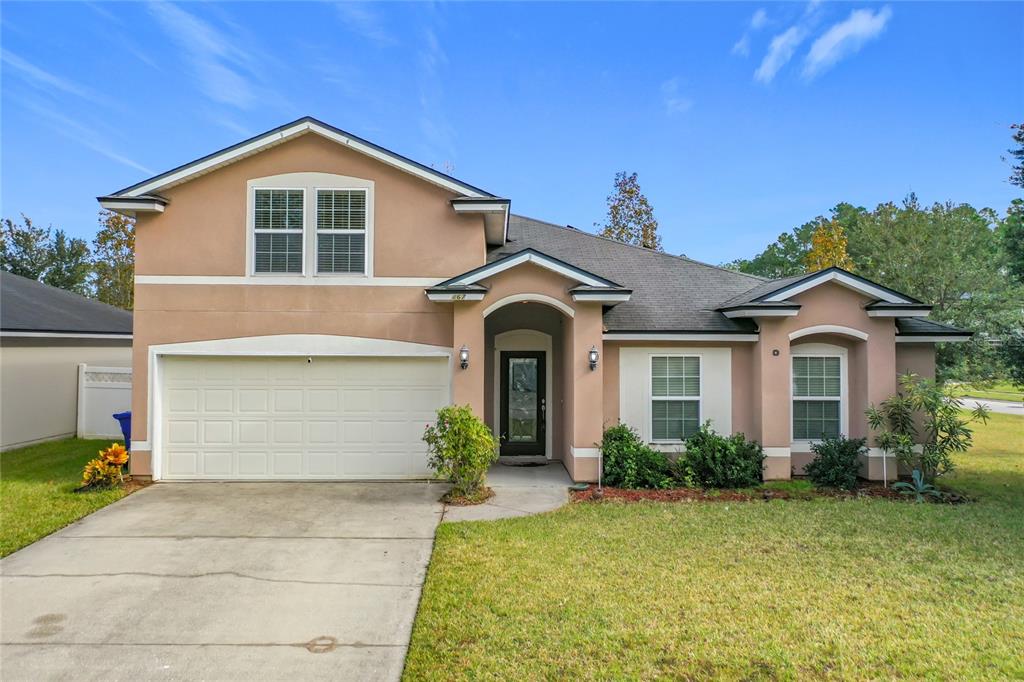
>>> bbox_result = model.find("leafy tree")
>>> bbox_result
[866,374,989,484]
[1,215,92,294]
[92,210,136,310]
[1,214,52,279]
[44,230,92,295]
[998,330,1024,390]
[596,171,662,250]
[726,203,863,278]
[804,217,855,272]
[999,198,1024,284]
[1006,122,1024,189]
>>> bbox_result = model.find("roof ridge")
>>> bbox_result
[509,214,767,282]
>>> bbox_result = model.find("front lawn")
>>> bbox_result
[0,438,131,557]
[405,414,1024,680]
[950,380,1023,403]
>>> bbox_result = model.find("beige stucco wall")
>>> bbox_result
[0,339,131,451]
[134,132,486,278]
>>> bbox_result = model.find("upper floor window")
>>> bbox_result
[253,189,304,274]
[651,355,701,441]
[792,355,842,440]
[317,189,367,274]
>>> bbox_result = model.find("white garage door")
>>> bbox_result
[160,356,448,480]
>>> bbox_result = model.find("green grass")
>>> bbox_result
[405,414,1024,680]
[1,438,130,557]
[950,380,1023,403]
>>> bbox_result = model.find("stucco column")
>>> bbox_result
[754,318,792,480]
[568,303,604,482]
[863,323,898,481]
[451,301,485,416]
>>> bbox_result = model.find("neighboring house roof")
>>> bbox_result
[490,216,765,333]
[101,116,498,201]
[0,271,132,337]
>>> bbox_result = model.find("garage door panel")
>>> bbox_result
[161,355,448,480]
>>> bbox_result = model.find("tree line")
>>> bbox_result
[0,210,135,310]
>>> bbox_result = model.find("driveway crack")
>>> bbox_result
[1,572,419,588]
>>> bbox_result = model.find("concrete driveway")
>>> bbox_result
[0,482,445,681]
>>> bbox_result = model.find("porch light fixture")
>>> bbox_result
[459,345,470,370]
[588,345,599,371]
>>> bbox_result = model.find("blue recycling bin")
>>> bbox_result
[113,411,132,451]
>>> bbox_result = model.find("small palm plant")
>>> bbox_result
[892,469,944,503]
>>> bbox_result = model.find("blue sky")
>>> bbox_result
[2,1,1021,264]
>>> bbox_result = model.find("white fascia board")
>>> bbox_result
[449,251,610,288]
[451,201,509,213]
[722,308,798,318]
[99,199,166,214]
[571,292,632,303]
[763,271,913,304]
[425,291,487,302]
[1,331,132,340]
[895,335,970,343]
[120,121,487,199]
[603,333,759,342]
[866,309,931,318]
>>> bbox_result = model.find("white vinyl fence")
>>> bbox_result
[77,364,132,439]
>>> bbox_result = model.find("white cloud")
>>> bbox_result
[731,8,768,58]
[750,8,768,30]
[1,49,103,104]
[731,35,751,57]
[754,26,806,83]
[335,3,397,46]
[803,6,893,79]
[148,2,259,109]
[660,78,693,115]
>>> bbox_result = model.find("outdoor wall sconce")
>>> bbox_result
[588,345,599,371]
[459,345,470,370]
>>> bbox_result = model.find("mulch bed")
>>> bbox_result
[571,482,968,504]
[442,486,495,506]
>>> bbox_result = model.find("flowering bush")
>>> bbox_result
[80,442,129,489]
[423,405,498,499]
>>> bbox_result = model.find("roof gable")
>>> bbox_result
[439,248,621,288]
[104,117,494,200]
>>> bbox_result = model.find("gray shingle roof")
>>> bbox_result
[488,216,766,332]
[1,271,132,335]
[895,318,971,337]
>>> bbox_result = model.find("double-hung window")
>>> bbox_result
[316,189,367,274]
[651,356,700,441]
[792,355,842,440]
[253,189,304,274]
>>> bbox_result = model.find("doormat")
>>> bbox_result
[500,461,549,468]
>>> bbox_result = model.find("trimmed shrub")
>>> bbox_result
[599,424,673,489]
[675,422,765,488]
[423,405,499,498]
[804,436,866,491]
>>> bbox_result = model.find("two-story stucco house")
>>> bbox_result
[98,117,969,483]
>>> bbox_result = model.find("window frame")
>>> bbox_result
[246,173,375,280]
[790,343,848,447]
[250,187,306,276]
[648,354,702,444]
[314,186,369,276]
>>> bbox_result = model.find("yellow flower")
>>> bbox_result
[102,443,129,466]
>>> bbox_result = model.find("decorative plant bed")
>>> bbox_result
[442,486,495,506]
[570,483,970,504]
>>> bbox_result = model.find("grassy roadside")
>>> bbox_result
[405,414,1024,680]
[1,438,132,557]
[950,380,1023,403]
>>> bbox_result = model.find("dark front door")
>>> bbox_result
[500,351,546,456]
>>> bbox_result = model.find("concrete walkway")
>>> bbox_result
[963,397,1023,416]
[443,461,572,522]
[0,482,446,681]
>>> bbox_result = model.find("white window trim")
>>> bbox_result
[251,187,306,276]
[247,173,375,280]
[314,186,371,277]
[648,354,702,444]
[790,343,848,449]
